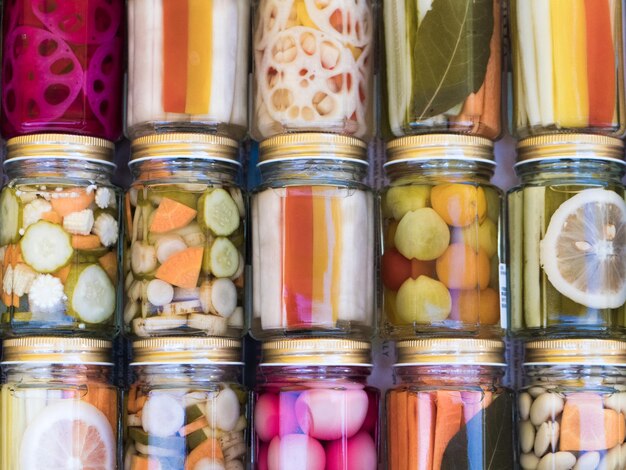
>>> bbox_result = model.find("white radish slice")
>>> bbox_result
[187,313,228,335]
[146,279,174,306]
[267,434,326,470]
[228,306,244,328]
[295,389,368,440]
[141,393,185,437]
[325,431,376,470]
[303,0,372,47]
[135,441,181,458]
[206,387,240,431]
[156,235,187,264]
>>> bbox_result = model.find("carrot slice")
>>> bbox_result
[185,0,213,114]
[150,197,198,234]
[52,265,71,284]
[179,417,209,436]
[184,438,223,470]
[127,386,139,414]
[50,189,95,217]
[130,454,161,470]
[584,0,616,127]
[72,234,102,250]
[162,0,189,113]
[41,211,62,225]
[98,252,118,283]
[125,194,133,242]
[432,391,463,470]
[283,187,314,326]
[155,246,203,289]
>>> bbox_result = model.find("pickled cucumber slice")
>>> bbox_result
[208,237,239,278]
[65,264,115,323]
[20,221,73,273]
[0,189,20,245]
[198,189,240,236]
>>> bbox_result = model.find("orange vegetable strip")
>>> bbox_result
[330,192,342,323]
[388,392,399,470]
[397,390,409,470]
[283,187,314,326]
[52,265,71,284]
[584,0,615,127]
[162,0,189,113]
[408,393,418,469]
[417,392,436,470]
[185,0,213,114]
[432,391,463,470]
[71,234,102,250]
[311,188,331,324]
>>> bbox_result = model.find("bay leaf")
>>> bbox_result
[410,0,494,119]
[440,392,514,470]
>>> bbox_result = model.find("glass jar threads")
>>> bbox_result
[388,339,513,469]
[125,134,245,338]
[126,0,250,140]
[125,338,248,470]
[251,134,375,339]
[382,136,504,338]
[0,135,121,337]
[251,0,374,140]
[1,0,124,140]
[519,340,626,469]
[510,0,626,138]
[1,337,118,469]
[253,339,379,470]
[383,0,502,140]
[508,135,626,338]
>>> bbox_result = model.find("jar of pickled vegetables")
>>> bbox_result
[382,135,504,339]
[511,0,626,138]
[388,339,513,469]
[126,0,250,141]
[1,0,124,140]
[383,0,502,140]
[519,340,626,470]
[1,337,118,469]
[125,337,247,470]
[509,135,626,338]
[251,0,374,140]
[251,134,375,339]
[0,135,121,337]
[125,134,246,338]
[253,338,379,470]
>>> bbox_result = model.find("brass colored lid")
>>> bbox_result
[130,133,240,164]
[131,337,242,364]
[516,134,625,163]
[2,337,112,364]
[385,135,494,165]
[258,133,368,164]
[262,338,371,365]
[6,134,115,165]
[395,339,506,366]
[524,339,626,365]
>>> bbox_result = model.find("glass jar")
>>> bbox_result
[509,135,626,338]
[519,340,626,470]
[251,134,375,339]
[381,136,504,338]
[0,337,118,469]
[251,0,374,140]
[253,339,379,470]
[125,134,246,338]
[510,0,626,138]
[383,0,502,140]
[0,135,121,337]
[1,0,124,140]
[388,339,513,469]
[126,0,250,141]
[125,338,247,470]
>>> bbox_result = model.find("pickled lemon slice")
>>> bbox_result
[540,188,626,309]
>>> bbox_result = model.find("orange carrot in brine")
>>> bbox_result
[584,0,615,127]
[163,0,189,113]
[407,392,418,469]
[388,392,399,470]
[417,392,436,469]
[396,390,409,469]
[432,391,463,470]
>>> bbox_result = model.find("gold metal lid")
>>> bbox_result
[385,135,495,165]
[524,339,626,365]
[516,134,625,163]
[2,337,112,364]
[130,133,240,164]
[395,339,506,366]
[5,134,115,164]
[262,338,371,365]
[259,133,368,164]
[131,337,242,364]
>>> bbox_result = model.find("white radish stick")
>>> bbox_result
[229,0,250,126]
[417,0,433,24]
[132,0,154,124]
[384,0,408,135]
[127,0,135,128]
[516,0,541,127]
[531,0,554,127]
[151,0,165,122]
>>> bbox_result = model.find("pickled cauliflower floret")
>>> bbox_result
[23,199,52,228]
[92,213,118,247]
[28,274,66,315]
[95,187,114,209]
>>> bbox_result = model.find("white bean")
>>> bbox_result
[604,392,626,415]
[534,421,559,457]
[530,393,564,426]
[520,453,540,470]
[573,451,600,470]
[520,420,535,454]
[529,387,547,398]
[537,452,576,470]
[598,445,620,470]
[520,392,532,420]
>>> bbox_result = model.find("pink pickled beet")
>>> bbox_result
[325,431,377,470]
[279,392,301,436]
[255,394,280,442]
[268,434,326,470]
[295,389,369,440]
[258,441,270,470]
[2,26,82,132]
[31,0,122,44]
[360,391,379,434]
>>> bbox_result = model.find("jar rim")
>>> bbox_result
[514,155,626,169]
[259,133,368,163]
[516,134,624,162]
[383,155,496,168]
[261,338,371,365]
[2,337,112,364]
[131,337,242,364]
[257,155,369,167]
[386,135,494,163]
[130,133,240,164]
[395,339,506,366]
[524,339,626,365]
[5,134,115,166]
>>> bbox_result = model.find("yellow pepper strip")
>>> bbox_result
[185,0,213,114]
[551,0,589,128]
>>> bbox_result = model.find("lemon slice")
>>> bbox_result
[20,400,115,469]
[540,188,626,309]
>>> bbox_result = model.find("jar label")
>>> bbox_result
[499,262,508,329]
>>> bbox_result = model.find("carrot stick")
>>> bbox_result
[417,392,436,470]
[584,0,615,127]
[397,390,409,470]
[388,392,399,470]
[53,265,71,284]
[163,0,189,113]
[127,386,138,414]
[125,194,133,242]
[71,234,102,250]
[41,211,62,225]
[311,188,330,324]
[408,393,418,469]
[432,391,463,470]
